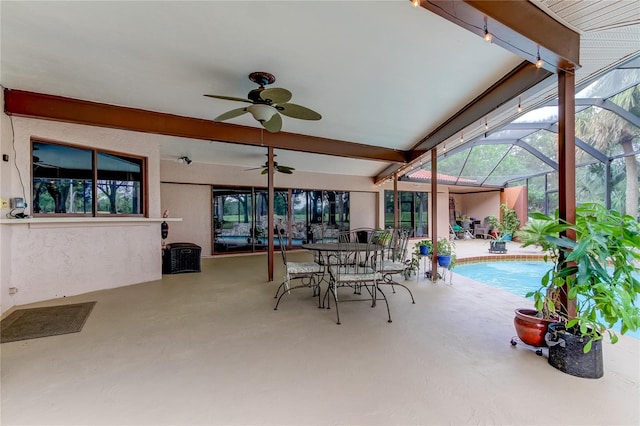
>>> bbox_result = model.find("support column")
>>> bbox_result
[605,160,612,210]
[431,148,438,281]
[393,173,399,229]
[267,145,274,282]
[557,70,577,319]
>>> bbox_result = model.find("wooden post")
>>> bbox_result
[557,70,577,319]
[431,148,438,281]
[267,145,274,282]
[393,173,399,229]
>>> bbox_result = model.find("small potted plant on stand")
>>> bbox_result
[436,238,455,268]
[518,203,640,378]
[416,239,433,256]
[404,240,432,280]
[404,251,420,280]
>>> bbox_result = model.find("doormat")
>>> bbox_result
[1,301,96,343]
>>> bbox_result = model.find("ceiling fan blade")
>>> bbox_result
[262,113,282,133]
[214,107,248,122]
[204,94,253,103]
[244,167,262,171]
[261,168,269,175]
[277,167,294,174]
[278,103,322,120]
[260,88,292,104]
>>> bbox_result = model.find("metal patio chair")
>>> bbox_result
[378,228,415,303]
[324,230,391,324]
[273,226,324,310]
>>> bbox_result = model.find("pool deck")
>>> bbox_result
[1,241,638,425]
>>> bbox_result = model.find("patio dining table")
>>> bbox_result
[302,242,391,324]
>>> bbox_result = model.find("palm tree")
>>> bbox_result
[575,81,639,218]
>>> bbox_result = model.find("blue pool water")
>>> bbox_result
[454,261,640,339]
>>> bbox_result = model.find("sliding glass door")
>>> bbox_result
[213,186,350,254]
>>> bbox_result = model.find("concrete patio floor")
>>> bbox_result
[1,243,639,425]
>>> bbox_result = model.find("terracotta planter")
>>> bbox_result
[513,308,555,347]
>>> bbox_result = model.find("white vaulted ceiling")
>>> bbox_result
[1,1,638,177]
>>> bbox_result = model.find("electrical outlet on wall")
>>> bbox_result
[0,198,8,208]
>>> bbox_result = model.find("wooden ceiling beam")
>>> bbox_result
[4,89,408,164]
[422,0,580,72]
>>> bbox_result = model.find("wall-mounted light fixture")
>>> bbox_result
[178,156,192,165]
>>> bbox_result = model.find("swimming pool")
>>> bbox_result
[454,261,640,339]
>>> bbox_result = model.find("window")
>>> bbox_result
[32,141,146,216]
[212,186,350,254]
[384,190,428,237]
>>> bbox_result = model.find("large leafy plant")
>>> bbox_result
[487,203,521,236]
[518,203,640,352]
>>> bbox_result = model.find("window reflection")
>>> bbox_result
[212,187,349,254]
[32,141,145,216]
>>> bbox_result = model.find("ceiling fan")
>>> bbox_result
[246,154,295,174]
[204,71,321,133]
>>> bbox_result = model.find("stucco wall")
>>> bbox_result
[0,111,163,314]
[460,191,502,223]
[160,182,212,255]
[348,191,377,230]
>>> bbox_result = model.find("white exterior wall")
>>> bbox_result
[160,183,212,255]
[0,107,163,314]
[346,191,377,230]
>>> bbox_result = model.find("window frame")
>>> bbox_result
[31,139,148,217]
[384,190,429,237]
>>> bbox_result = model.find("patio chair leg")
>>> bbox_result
[327,286,340,324]
[376,285,392,323]
[274,290,288,311]
[273,280,287,300]
[381,275,415,304]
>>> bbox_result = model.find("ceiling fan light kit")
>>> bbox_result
[247,104,276,122]
[204,71,321,133]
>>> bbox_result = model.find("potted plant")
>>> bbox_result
[511,217,565,348]
[404,251,420,280]
[416,239,433,256]
[488,233,508,253]
[487,203,520,241]
[518,203,640,378]
[436,238,455,268]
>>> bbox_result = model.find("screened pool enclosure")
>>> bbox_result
[404,58,640,220]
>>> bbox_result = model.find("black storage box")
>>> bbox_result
[163,242,201,274]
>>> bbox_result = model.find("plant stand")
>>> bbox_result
[420,255,451,285]
[510,336,547,356]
